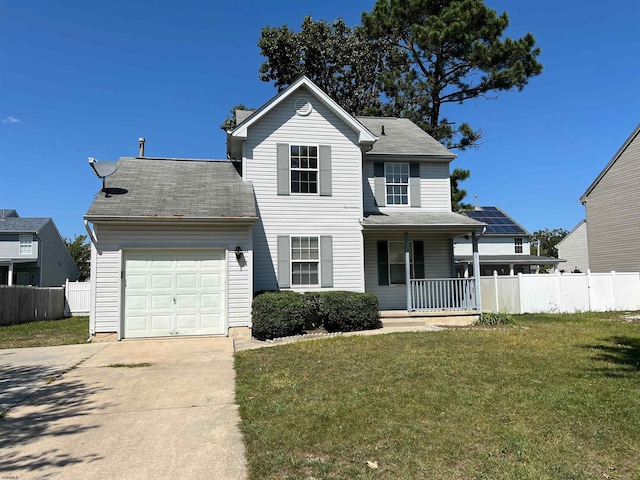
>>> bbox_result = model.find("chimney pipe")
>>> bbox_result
[138,137,146,157]
[381,125,385,136]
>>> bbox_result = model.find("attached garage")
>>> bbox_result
[124,249,226,338]
[85,157,258,339]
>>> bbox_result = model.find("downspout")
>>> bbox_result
[84,219,98,248]
[84,219,97,342]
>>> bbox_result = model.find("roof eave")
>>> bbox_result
[84,215,258,225]
[365,153,456,162]
[579,124,640,201]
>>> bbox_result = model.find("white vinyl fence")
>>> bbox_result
[65,279,91,315]
[481,271,640,314]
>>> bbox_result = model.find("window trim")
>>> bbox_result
[384,162,410,206]
[290,235,320,286]
[388,240,414,285]
[514,237,523,254]
[290,144,319,195]
[19,235,33,255]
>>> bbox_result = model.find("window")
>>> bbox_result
[515,237,523,254]
[19,235,33,255]
[290,145,318,194]
[385,163,409,205]
[291,236,319,285]
[388,241,414,285]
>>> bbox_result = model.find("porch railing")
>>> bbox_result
[409,278,478,311]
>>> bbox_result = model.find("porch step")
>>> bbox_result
[381,310,480,327]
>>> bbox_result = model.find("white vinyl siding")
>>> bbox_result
[557,221,589,273]
[365,231,451,310]
[363,160,451,212]
[244,85,364,293]
[585,130,640,272]
[454,236,531,256]
[91,223,252,335]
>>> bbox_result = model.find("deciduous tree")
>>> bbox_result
[65,234,90,281]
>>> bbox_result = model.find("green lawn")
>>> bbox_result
[235,312,640,480]
[0,316,89,349]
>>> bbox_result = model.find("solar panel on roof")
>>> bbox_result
[467,207,528,235]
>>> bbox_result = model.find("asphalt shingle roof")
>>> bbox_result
[0,216,50,233]
[85,158,257,220]
[363,211,485,228]
[356,117,454,157]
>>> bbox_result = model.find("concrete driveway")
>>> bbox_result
[0,337,247,480]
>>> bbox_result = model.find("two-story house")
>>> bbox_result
[85,77,485,339]
[0,209,79,286]
[453,206,563,276]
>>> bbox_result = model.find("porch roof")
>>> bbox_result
[362,211,485,233]
[455,254,564,265]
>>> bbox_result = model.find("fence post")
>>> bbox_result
[611,271,616,310]
[494,271,499,312]
[587,269,592,311]
[517,272,524,314]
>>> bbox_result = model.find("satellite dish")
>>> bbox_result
[88,157,118,196]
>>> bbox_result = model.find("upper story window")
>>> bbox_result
[19,235,33,255]
[514,237,523,254]
[385,163,409,205]
[291,145,318,194]
[291,236,319,285]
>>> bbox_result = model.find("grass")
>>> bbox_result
[106,362,153,368]
[0,316,89,349]
[235,311,640,480]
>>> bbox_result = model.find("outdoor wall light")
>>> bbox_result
[235,246,243,260]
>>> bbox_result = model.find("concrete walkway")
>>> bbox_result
[0,338,246,480]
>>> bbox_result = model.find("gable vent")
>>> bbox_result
[295,97,312,116]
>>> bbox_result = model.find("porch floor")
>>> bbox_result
[380,310,480,327]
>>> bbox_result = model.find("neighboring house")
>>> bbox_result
[453,206,562,276]
[85,76,485,340]
[0,209,79,286]
[579,124,640,272]
[557,220,589,273]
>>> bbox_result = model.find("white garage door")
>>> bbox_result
[124,249,226,338]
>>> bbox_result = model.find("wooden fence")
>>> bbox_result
[0,285,66,325]
[480,271,640,314]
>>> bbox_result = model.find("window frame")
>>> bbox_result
[388,240,414,285]
[290,145,319,195]
[19,235,33,255]
[514,237,523,254]
[290,235,320,286]
[384,162,410,206]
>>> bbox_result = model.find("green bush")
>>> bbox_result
[475,312,514,326]
[318,291,381,333]
[251,291,308,340]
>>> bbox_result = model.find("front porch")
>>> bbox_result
[381,309,480,327]
[362,211,485,313]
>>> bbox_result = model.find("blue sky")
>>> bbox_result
[1,1,639,239]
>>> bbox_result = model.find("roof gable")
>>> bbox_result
[229,76,377,146]
[580,124,640,203]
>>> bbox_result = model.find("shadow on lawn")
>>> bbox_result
[0,363,111,474]
[588,336,640,376]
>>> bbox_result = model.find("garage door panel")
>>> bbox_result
[176,294,196,308]
[176,274,197,289]
[124,249,226,338]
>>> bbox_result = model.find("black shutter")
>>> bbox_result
[414,240,425,279]
[377,241,389,286]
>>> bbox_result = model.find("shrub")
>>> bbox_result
[251,291,308,340]
[475,312,514,326]
[318,291,381,333]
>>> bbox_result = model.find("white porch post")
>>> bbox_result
[8,261,13,286]
[472,232,481,311]
[464,264,469,278]
[405,232,412,311]
[509,264,515,276]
